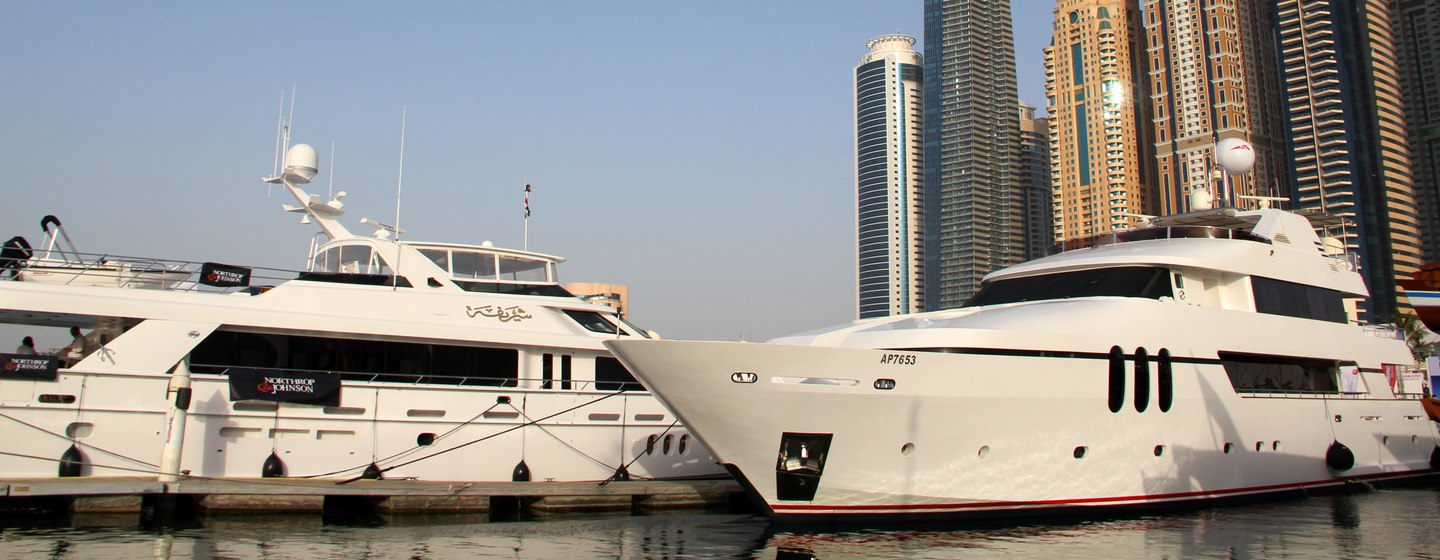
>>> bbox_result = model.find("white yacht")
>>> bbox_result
[0,142,720,483]
[608,204,1440,523]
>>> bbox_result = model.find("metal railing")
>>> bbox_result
[2,250,299,293]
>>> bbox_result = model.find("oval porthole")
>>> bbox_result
[1223,442,1234,454]
[416,433,436,446]
[1382,436,1390,445]
[978,445,991,459]
[679,434,689,455]
[1108,346,1126,413]
[1157,348,1173,412]
[663,434,673,455]
[1153,445,1165,457]
[646,435,658,455]
[1273,441,1282,452]
[66,422,95,439]
[1074,446,1088,459]
[1255,441,1264,452]
[901,442,915,456]
[1133,347,1150,413]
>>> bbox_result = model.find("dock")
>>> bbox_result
[0,477,745,521]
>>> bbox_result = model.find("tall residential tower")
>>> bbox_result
[922,0,1025,309]
[1045,0,1156,243]
[1143,0,1289,214]
[1275,0,1422,320]
[856,35,925,318]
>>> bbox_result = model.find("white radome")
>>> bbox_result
[1215,138,1256,176]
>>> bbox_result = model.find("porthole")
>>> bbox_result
[1273,441,1282,452]
[1413,435,1420,444]
[1108,346,1126,413]
[646,435,658,455]
[901,442,915,456]
[1133,347,1150,413]
[1157,349,1173,412]
[679,434,689,455]
[978,445,991,459]
[1074,446,1088,459]
[663,434,673,455]
[416,433,436,446]
[1255,441,1264,452]
[1223,442,1233,454]
[1154,445,1165,457]
[1382,436,1390,445]
[66,422,94,439]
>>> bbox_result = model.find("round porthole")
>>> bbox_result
[1074,446,1088,459]
[416,433,436,446]
[978,445,991,459]
[901,442,915,456]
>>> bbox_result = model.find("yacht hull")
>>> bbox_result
[607,339,1440,523]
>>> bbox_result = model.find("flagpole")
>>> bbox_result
[523,182,531,252]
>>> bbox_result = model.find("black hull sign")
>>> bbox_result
[0,354,59,381]
[228,368,340,407]
[200,262,252,288]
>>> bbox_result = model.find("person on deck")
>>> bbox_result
[15,336,36,355]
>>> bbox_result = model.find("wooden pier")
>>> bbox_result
[0,477,744,520]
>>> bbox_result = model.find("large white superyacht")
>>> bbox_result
[0,141,719,483]
[608,196,1440,523]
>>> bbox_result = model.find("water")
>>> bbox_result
[1,488,1437,559]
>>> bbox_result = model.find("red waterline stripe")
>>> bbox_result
[771,469,1433,513]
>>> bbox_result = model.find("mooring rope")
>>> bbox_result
[335,389,625,484]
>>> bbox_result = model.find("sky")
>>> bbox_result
[1,1,1057,345]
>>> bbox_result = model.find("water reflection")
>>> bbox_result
[0,489,1436,559]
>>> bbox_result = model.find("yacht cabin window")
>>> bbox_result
[963,266,1173,308]
[313,244,393,276]
[416,248,550,283]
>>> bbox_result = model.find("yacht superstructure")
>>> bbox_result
[0,142,719,483]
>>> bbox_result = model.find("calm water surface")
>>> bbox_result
[1,488,1437,559]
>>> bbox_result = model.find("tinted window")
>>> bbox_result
[1219,352,1340,393]
[1252,277,1346,323]
[564,310,622,335]
[963,267,1173,307]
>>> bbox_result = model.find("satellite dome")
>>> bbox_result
[283,144,319,184]
[1215,138,1255,176]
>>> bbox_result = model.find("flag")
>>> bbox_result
[524,183,531,218]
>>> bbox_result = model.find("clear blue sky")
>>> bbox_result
[1,2,1056,344]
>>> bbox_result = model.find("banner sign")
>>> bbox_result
[0,353,59,381]
[200,262,252,288]
[228,368,340,407]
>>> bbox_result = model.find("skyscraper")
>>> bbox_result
[1275,0,1422,321]
[1017,103,1053,260]
[855,35,925,319]
[1395,0,1440,262]
[1045,0,1156,243]
[1143,0,1289,215]
[922,0,1025,309]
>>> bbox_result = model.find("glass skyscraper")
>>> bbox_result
[922,0,1025,309]
[855,35,925,319]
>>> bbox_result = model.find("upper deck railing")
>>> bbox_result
[1048,225,1271,255]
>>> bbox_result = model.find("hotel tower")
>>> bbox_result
[855,35,925,319]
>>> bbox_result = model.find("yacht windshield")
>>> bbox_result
[962,266,1172,308]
